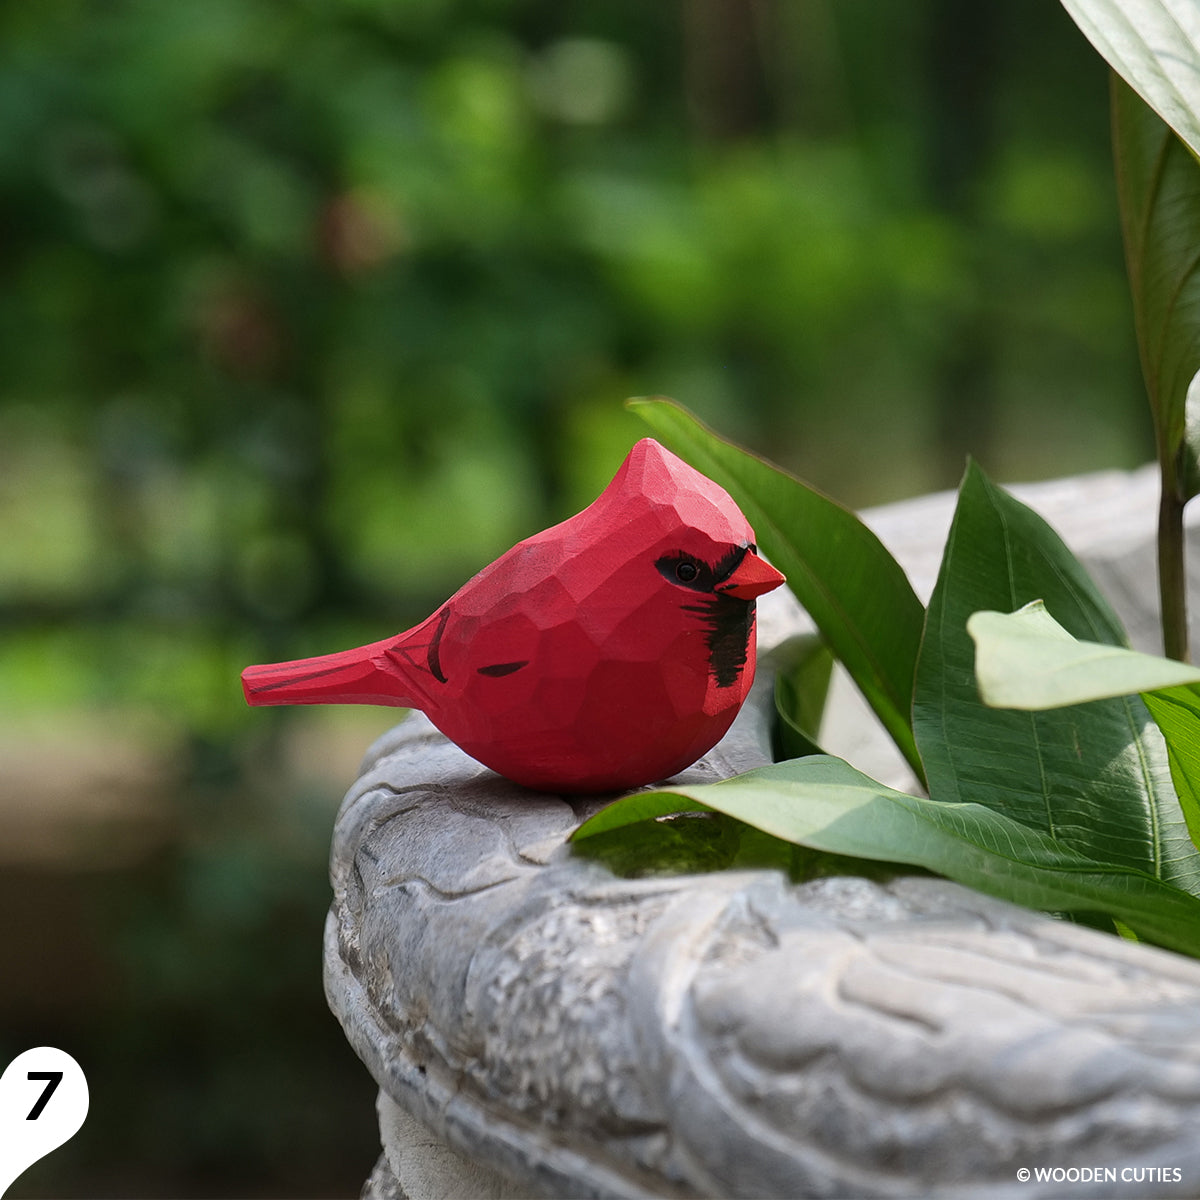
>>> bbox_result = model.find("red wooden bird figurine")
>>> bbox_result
[241,438,785,793]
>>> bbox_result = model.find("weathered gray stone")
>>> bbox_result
[326,466,1200,1198]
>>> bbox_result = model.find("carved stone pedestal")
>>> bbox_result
[325,466,1200,1199]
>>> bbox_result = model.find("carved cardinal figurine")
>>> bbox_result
[241,438,785,793]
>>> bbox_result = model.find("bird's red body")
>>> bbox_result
[241,438,784,793]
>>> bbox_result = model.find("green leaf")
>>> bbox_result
[913,462,1200,895]
[573,755,1200,958]
[969,601,1200,708]
[1142,688,1200,850]
[1060,0,1200,160]
[629,397,926,781]
[771,633,834,760]
[571,808,907,887]
[1111,73,1200,500]
[969,601,1200,856]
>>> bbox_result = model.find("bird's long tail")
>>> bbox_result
[241,636,415,708]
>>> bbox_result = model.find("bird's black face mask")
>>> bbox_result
[656,545,756,688]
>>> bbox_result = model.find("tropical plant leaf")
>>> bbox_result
[1142,689,1200,850]
[1066,7,1200,657]
[572,755,1200,958]
[1111,73,1200,502]
[1060,0,1200,159]
[969,601,1200,707]
[967,601,1200,853]
[629,397,926,781]
[912,462,1200,896]
[771,633,834,760]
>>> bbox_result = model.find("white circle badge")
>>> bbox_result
[0,1048,89,1198]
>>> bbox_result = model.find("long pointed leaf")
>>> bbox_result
[1143,689,1200,850]
[1112,73,1200,499]
[913,462,1198,894]
[970,601,1200,707]
[573,755,1200,958]
[629,397,926,780]
[968,600,1200,856]
[772,634,834,761]
[1061,0,1200,159]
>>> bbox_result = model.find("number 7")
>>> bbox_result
[26,1071,63,1120]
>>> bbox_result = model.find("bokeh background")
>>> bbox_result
[1,0,1150,1195]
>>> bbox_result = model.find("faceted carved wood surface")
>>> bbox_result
[244,439,784,793]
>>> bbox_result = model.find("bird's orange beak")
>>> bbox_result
[717,551,786,601]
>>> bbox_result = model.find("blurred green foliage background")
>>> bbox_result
[0,0,1150,1194]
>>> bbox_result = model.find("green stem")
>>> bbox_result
[1159,473,1190,662]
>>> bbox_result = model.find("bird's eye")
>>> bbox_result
[656,551,709,589]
